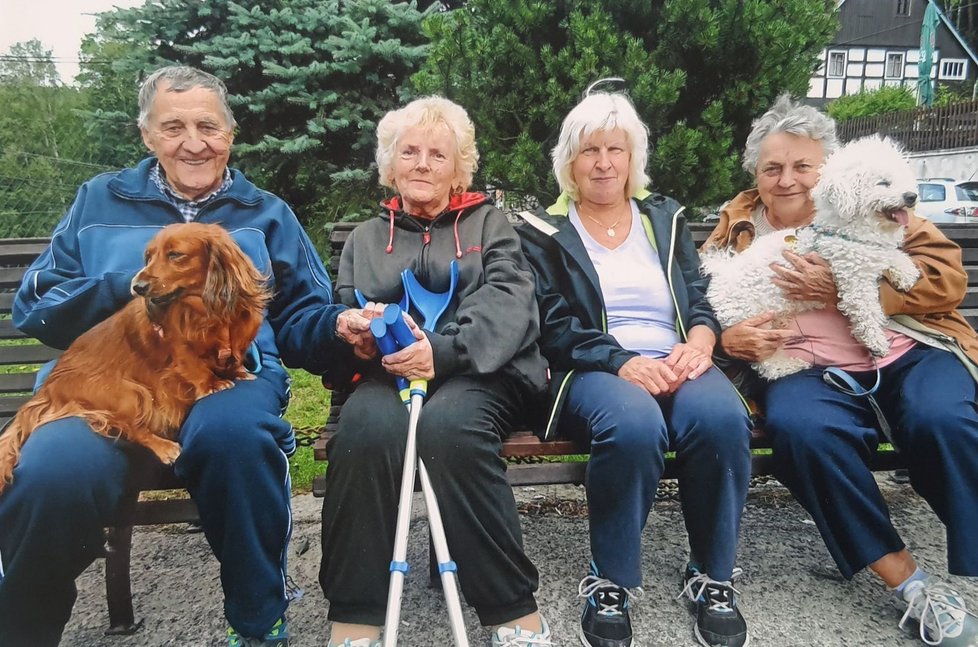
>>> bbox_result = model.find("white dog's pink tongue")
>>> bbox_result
[890,209,909,225]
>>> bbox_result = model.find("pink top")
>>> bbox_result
[783,308,917,371]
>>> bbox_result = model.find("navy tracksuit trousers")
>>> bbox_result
[559,367,752,587]
[0,365,294,647]
[764,345,978,579]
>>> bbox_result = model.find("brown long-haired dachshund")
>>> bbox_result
[0,223,271,494]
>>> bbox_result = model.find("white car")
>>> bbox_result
[915,178,978,223]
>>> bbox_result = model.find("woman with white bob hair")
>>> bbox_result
[517,88,752,647]
[319,96,551,647]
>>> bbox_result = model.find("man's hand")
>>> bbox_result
[335,308,377,360]
[618,356,681,396]
[720,312,797,362]
[771,251,839,307]
[381,312,435,381]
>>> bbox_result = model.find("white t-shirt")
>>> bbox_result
[570,200,680,359]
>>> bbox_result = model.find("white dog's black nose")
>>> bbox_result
[903,192,917,206]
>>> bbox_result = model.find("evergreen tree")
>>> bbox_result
[77,0,432,231]
[188,0,432,223]
[414,0,838,209]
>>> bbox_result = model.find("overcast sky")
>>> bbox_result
[1,0,145,82]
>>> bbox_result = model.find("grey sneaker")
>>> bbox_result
[899,577,978,646]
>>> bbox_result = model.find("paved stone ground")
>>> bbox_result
[59,475,977,647]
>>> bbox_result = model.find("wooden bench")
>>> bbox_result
[0,238,199,635]
[312,220,978,494]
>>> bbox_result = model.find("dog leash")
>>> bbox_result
[821,365,897,449]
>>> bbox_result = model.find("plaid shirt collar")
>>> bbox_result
[151,161,233,222]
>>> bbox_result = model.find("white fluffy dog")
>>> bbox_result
[703,135,921,380]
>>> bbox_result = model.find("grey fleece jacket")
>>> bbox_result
[335,193,548,395]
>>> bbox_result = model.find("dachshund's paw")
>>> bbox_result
[147,438,182,464]
[210,379,235,394]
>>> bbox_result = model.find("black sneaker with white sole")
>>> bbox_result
[578,563,636,647]
[679,565,749,647]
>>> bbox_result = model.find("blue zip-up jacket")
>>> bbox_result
[516,191,721,439]
[13,158,350,389]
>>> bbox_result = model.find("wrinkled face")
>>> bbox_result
[572,128,631,206]
[813,137,918,233]
[140,82,234,201]
[393,123,460,218]
[131,225,212,310]
[755,132,826,228]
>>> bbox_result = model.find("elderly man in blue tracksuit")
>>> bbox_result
[0,66,372,647]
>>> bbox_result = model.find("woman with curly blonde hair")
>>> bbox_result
[319,96,552,647]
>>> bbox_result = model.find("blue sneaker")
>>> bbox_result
[226,616,288,647]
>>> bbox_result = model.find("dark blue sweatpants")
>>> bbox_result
[0,363,294,647]
[764,345,978,579]
[560,367,752,587]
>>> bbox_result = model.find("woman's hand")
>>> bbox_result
[771,251,839,307]
[664,324,715,383]
[720,312,797,362]
[663,342,713,383]
[380,312,435,381]
[335,308,378,360]
[618,356,680,396]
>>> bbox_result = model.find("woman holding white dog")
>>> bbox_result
[518,88,752,647]
[704,94,978,646]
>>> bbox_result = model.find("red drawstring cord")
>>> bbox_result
[386,208,395,254]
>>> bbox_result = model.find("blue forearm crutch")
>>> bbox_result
[358,261,468,647]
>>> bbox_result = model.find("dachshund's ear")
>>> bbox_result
[203,233,250,315]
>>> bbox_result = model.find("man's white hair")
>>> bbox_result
[137,66,236,130]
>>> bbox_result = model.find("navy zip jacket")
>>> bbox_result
[14,157,351,394]
[516,190,721,439]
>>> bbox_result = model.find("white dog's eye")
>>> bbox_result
[877,180,891,187]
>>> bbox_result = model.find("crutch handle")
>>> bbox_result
[383,303,418,349]
[370,317,399,356]
[369,318,410,404]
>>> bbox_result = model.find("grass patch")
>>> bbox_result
[284,369,330,493]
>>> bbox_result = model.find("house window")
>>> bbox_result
[828,51,847,78]
[885,52,905,78]
[896,0,911,16]
[939,59,968,80]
